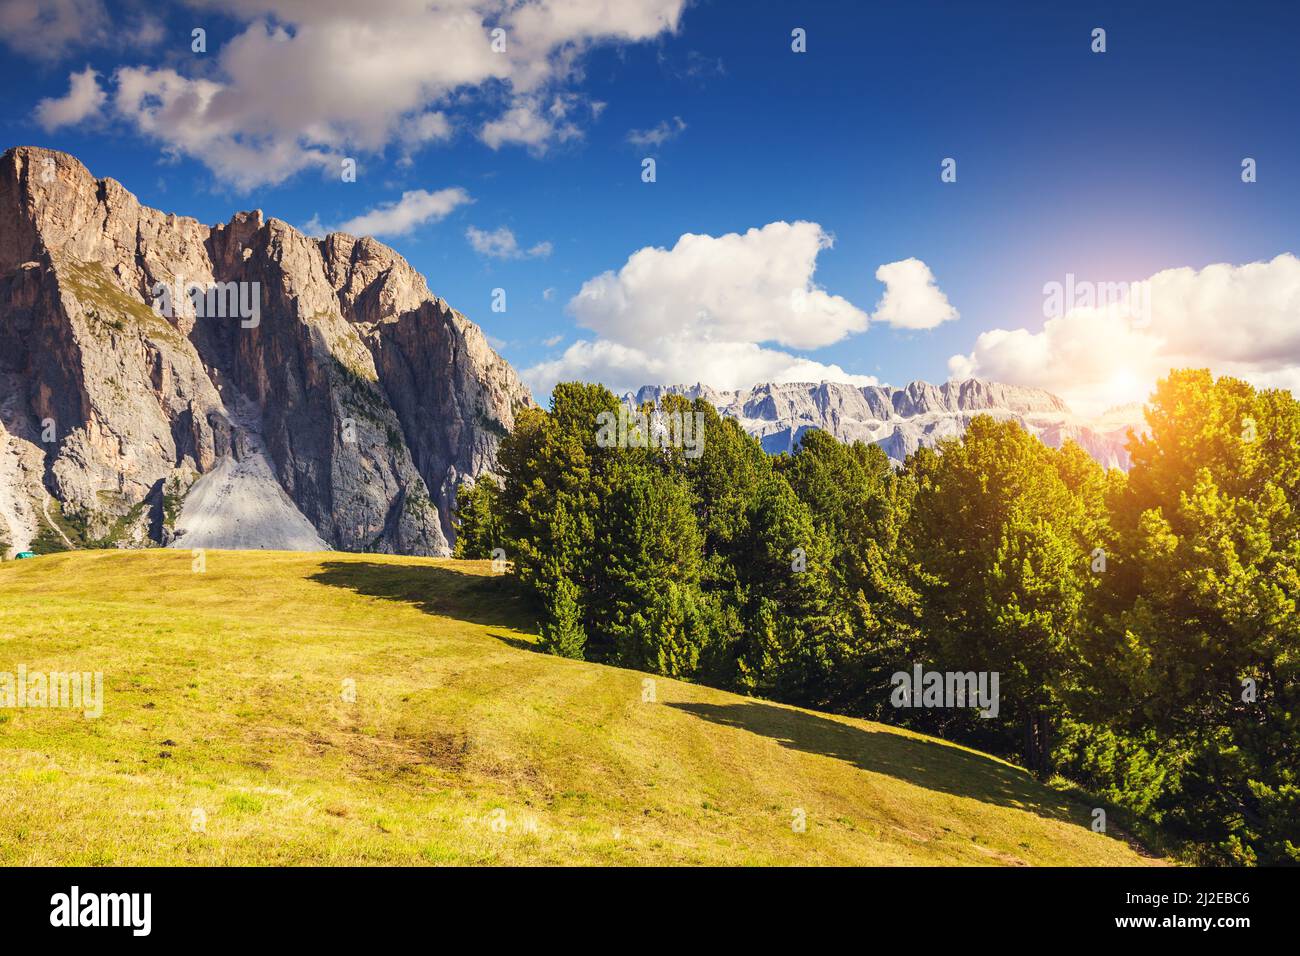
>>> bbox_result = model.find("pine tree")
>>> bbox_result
[451,475,504,558]
[781,429,922,715]
[539,572,587,659]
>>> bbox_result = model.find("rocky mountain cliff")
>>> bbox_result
[626,380,1146,469]
[0,146,532,558]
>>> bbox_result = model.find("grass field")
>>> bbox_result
[0,550,1164,866]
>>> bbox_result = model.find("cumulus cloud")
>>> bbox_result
[110,65,333,191]
[626,116,686,148]
[127,16,165,48]
[34,66,105,131]
[22,0,686,188]
[334,187,473,238]
[400,111,454,147]
[0,0,107,60]
[524,221,878,396]
[466,225,552,259]
[395,111,455,166]
[302,214,326,239]
[481,98,569,151]
[948,254,1300,414]
[528,339,878,399]
[570,222,867,349]
[872,257,959,330]
[1,0,161,60]
[479,93,601,152]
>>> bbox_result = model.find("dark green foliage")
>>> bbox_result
[484,374,1298,865]
[903,416,1098,775]
[539,573,586,659]
[452,475,505,559]
[1053,719,1173,817]
[593,460,703,671]
[778,430,921,715]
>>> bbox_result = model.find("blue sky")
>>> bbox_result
[3,0,1298,412]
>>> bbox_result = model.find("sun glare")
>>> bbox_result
[1106,367,1141,403]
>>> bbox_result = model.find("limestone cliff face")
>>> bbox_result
[0,146,533,557]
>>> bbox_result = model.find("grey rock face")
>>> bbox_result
[626,380,1145,469]
[0,146,533,556]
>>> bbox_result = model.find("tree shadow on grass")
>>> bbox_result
[668,700,1093,827]
[488,632,541,652]
[308,561,1097,831]
[308,561,536,632]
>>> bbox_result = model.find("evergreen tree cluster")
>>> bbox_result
[455,372,1300,865]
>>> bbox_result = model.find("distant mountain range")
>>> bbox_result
[625,380,1147,469]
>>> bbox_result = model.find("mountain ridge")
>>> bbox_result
[0,145,532,557]
[625,379,1145,468]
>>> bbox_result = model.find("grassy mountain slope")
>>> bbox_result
[0,550,1162,866]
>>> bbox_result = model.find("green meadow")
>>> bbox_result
[0,550,1162,866]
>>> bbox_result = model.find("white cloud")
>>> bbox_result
[872,257,959,330]
[948,254,1300,414]
[34,66,105,131]
[569,221,867,349]
[111,65,333,191]
[400,111,454,147]
[626,116,686,148]
[524,220,878,396]
[480,100,557,151]
[542,333,564,347]
[0,0,106,60]
[479,94,597,152]
[528,339,878,398]
[128,16,165,48]
[466,225,552,259]
[33,0,686,188]
[1,0,161,60]
[396,111,454,166]
[302,214,325,239]
[335,187,473,238]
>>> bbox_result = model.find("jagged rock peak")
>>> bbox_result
[627,378,1141,470]
[0,145,533,558]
